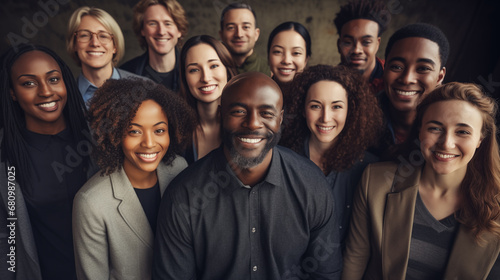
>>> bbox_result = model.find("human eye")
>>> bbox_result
[309,104,321,110]
[188,68,199,74]
[21,80,36,87]
[261,111,275,119]
[127,129,141,136]
[417,65,433,73]
[155,128,166,134]
[456,129,471,136]
[362,40,372,46]
[272,49,282,55]
[333,104,343,109]
[147,21,157,27]
[243,25,251,30]
[226,25,235,31]
[293,51,303,56]
[48,76,61,84]
[340,39,352,46]
[389,64,404,72]
[427,126,442,133]
[230,109,246,116]
[210,64,220,69]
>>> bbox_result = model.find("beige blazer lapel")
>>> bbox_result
[110,167,154,248]
[382,165,421,279]
[444,225,500,280]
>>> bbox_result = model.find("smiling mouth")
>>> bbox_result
[87,51,104,56]
[200,85,217,92]
[137,152,160,162]
[38,101,56,108]
[434,151,459,159]
[317,125,334,132]
[394,89,420,96]
[278,68,294,74]
[155,38,170,42]
[238,137,263,144]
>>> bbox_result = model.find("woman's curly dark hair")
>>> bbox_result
[88,78,196,175]
[282,64,383,172]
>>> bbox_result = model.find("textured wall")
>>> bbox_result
[1,0,499,99]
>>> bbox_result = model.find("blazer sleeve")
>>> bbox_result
[73,190,109,280]
[342,164,372,280]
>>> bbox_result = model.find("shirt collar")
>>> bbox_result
[78,68,119,104]
[215,146,283,191]
[21,127,72,151]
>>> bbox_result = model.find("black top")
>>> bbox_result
[134,181,161,233]
[21,128,89,280]
[120,50,180,92]
[153,146,342,280]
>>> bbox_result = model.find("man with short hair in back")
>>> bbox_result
[153,72,341,280]
[219,3,270,75]
[121,0,188,92]
[334,0,388,95]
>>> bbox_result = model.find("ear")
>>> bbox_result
[279,109,284,125]
[376,37,381,51]
[437,67,446,85]
[10,89,16,101]
[477,138,482,149]
[255,27,260,41]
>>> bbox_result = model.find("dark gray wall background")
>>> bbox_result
[1,0,499,101]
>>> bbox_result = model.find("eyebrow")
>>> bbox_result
[342,34,375,39]
[186,59,221,68]
[130,121,168,127]
[308,99,346,104]
[17,69,60,80]
[388,56,437,66]
[426,120,473,128]
[229,102,278,111]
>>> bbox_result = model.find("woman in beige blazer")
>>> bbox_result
[72,79,196,279]
[343,82,500,280]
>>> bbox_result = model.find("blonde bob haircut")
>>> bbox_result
[132,0,188,50]
[66,6,125,66]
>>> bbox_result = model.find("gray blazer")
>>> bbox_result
[73,156,187,280]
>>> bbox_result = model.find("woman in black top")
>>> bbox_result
[0,44,93,280]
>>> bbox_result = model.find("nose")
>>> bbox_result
[235,26,243,38]
[281,52,292,65]
[321,107,331,123]
[157,23,166,35]
[353,41,363,54]
[397,68,417,85]
[38,81,54,98]
[243,110,263,130]
[200,68,212,83]
[141,132,156,148]
[89,33,101,47]
[439,131,455,150]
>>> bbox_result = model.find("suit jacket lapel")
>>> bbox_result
[444,225,500,279]
[382,164,421,279]
[111,167,154,248]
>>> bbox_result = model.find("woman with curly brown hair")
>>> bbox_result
[72,78,196,279]
[343,82,500,279]
[180,35,237,164]
[281,64,383,246]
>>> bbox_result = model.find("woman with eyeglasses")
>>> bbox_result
[66,7,146,106]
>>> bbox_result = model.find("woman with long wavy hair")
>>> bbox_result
[343,82,500,279]
[281,64,383,246]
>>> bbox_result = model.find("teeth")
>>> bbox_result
[88,52,104,55]
[318,126,334,132]
[280,69,293,73]
[395,90,418,96]
[138,153,158,159]
[200,85,216,92]
[435,152,456,159]
[156,38,168,42]
[39,102,56,108]
[239,138,261,144]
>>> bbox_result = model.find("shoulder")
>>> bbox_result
[116,68,151,81]
[120,53,147,71]
[157,155,188,184]
[167,150,218,188]
[75,171,112,203]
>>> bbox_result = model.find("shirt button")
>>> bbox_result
[252,227,256,233]
[339,226,343,229]
[347,205,350,208]
[253,266,258,271]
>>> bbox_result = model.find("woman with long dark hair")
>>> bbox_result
[179,35,237,164]
[0,44,93,280]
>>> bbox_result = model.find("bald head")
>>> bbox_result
[221,72,283,111]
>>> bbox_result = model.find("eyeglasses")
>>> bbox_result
[75,30,113,44]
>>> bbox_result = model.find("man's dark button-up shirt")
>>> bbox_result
[153,146,342,280]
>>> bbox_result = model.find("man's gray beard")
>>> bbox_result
[224,128,282,170]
